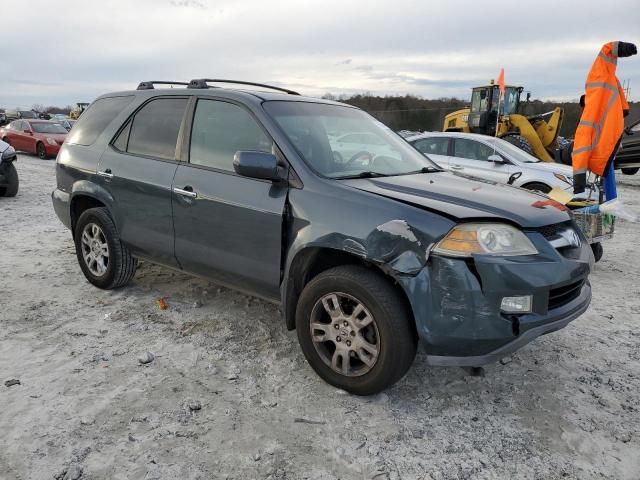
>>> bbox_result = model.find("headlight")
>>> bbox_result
[46,137,56,145]
[1,145,16,160]
[553,173,572,185]
[433,223,538,257]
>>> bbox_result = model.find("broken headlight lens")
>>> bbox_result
[433,223,538,257]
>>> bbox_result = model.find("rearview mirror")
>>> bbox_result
[488,154,505,163]
[233,151,283,182]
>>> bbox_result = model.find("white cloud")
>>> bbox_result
[1,0,638,107]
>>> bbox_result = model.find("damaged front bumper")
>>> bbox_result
[397,231,593,366]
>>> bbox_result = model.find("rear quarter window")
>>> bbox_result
[66,96,134,146]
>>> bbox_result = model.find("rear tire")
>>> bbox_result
[74,207,137,289]
[522,182,552,194]
[0,163,19,197]
[295,265,417,395]
[621,167,639,175]
[502,134,535,156]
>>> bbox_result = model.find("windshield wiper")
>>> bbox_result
[397,166,442,175]
[334,171,390,179]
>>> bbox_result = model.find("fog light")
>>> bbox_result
[501,295,532,313]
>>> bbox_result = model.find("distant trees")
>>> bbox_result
[333,94,639,138]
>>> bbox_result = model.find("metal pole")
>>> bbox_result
[494,90,502,137]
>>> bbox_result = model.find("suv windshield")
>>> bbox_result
[19,111,37,119]
[264,101,438,178]
[31,122,68,134]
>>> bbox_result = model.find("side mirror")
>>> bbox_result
[233,151,283,182]
[24,129,32,134]
[488,154,505,163]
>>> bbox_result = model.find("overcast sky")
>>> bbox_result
[1,0,639,109]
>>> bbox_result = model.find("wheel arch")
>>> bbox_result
[521,181,552,193]
[282,246,416,333]
[69,181,117,237]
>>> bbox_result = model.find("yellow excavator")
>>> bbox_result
[69,102,90,120]
[443,82,563,162]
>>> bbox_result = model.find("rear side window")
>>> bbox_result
[189,99,272,171]
[126,98,188,160]
[67,96,134,146]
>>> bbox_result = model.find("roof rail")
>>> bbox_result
[187,78,299,95]
[136,81,190,91]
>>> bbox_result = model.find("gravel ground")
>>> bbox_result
[1,154,639,480]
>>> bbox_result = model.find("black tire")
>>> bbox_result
[502,134,535,156]
[0,163,19,197]
[591,242,603,262]
[295,265,417,395]
[74,207,137,289]
[36,142,47,159]
[621,167,639,175]
[522,182,552,194]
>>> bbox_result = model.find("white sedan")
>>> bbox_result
[406,132,597,199]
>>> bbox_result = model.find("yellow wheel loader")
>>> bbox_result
[69,103,90,120]
[443,83,563,162]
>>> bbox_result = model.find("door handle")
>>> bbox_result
[173,186,197,198]
[450,164,464,170]
[98,168,113,179]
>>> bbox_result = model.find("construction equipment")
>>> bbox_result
[69,102,90,120]
[443,82,563,162]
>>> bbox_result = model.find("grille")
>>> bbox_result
[537,222,570,240]
[549,280,584,310]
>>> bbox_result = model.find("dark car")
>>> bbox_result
[0,120,68,159]
[18,110,38,119]
[0,139,18,197]
[616,118,640,175]
[51,79,593,394]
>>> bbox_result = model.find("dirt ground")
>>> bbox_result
[1,154,639,480]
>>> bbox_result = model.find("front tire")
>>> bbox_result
[74,207,137,289]
[36,142,47,159]
[295,265,417,395]
[0,163,19,197]
[591,242,604,262]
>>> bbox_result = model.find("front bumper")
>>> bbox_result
[425,281,590,366]
[45,143,61,157]
[398,229,593,366]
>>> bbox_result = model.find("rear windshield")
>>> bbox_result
[31,123,68,134]
[66,96,134,146]
[19,111,37,118]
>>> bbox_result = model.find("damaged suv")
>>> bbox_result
[52,80,593,395]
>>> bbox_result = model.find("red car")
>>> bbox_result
[0,120,68,159]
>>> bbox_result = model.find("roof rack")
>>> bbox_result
[136,81,190,91]
[187,78,299,95]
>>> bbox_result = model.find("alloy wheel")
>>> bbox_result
[309,292,380,377]
[80,222,109,277]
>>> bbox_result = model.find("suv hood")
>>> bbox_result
[339,172,570,228]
